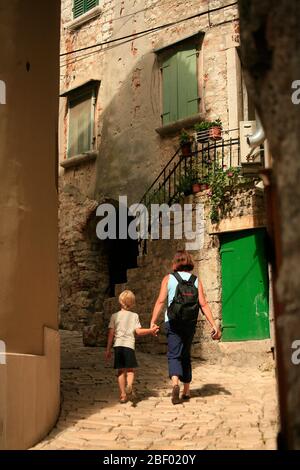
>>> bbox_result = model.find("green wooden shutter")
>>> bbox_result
[177,46,199,120]
[68,94,92,157]
[161,54,178,125]
[73,0,98,18]
[73,0,85,18]
[84,0,99,12]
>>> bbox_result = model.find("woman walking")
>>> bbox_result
[150,250,221,405]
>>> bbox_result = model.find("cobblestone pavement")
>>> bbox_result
[34,331,278,450]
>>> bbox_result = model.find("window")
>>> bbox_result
[241,72,256,121]
[237,48,256,122]
[160,41,200,125]
[73,0,99,19]
[66,83,98,158]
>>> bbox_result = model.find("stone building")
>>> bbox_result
[58,0,273,360]
[0,0,60,450]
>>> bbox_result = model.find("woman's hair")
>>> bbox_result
[172,250,194,272]
[119,290,136,310]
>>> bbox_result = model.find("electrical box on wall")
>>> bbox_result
[239,121,265,166]
[239,121,267,175]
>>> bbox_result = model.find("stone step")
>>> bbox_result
[103,297,119,317]
[114,283,128,297]
[126,267,143,283]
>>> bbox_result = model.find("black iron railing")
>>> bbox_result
[140,137,241,209]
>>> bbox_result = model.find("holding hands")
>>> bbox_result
[150,323,160,336]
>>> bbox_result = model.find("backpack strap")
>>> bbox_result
[189,274,197,285]
[171,272,183,284]
[172,272,197,285]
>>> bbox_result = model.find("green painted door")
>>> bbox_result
[220,228,270,341]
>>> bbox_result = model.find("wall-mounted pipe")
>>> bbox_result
[247,115,265,147]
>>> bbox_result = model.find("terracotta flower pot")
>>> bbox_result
[209,126,222,140]
[181,142,192,156]
[200,183,209,191]
[192,183,201,194]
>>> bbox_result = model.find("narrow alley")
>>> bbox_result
[33,331,278,451]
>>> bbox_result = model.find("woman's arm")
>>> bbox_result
[150,275,169,327]
[105,328,115,360]
[198,280,221,339]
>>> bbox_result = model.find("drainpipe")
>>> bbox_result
[247,115,265,147]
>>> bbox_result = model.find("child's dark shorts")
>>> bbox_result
[114,346,138,369]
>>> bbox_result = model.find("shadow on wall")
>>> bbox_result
[92,41,201,205]
[93,51,161,205]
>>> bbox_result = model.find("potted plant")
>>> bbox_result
[194,121,211,143]
[209,118,222,140]
[199,175,210,191]
[176,174,194,196]
[179,129,193,156]
[192,181,202,194]
[194,119,223,143]
[176,165,199,197]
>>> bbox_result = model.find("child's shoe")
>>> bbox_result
[171,385,181,405]
[126,385,136,401]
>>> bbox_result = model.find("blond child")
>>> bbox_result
[105,290,159,403]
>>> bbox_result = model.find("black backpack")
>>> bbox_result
[167,272,200,324]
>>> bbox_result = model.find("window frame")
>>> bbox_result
[66,85,97,159]
[157,37,202,126]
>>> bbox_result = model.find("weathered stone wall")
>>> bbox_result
[94,1,240,203]
[59,0,240,204]
[59,184,110,330]
[210,183,267,232]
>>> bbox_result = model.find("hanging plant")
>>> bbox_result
[207,167,241,223]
